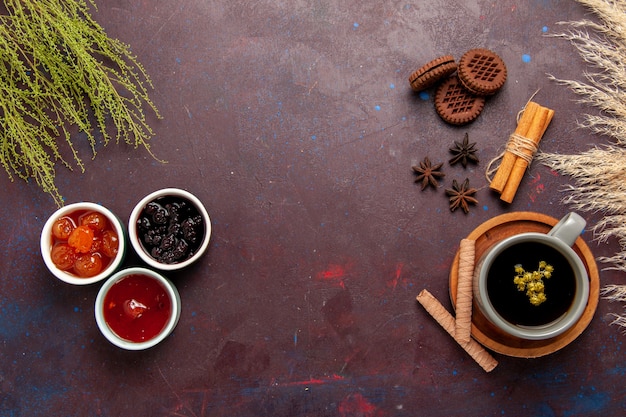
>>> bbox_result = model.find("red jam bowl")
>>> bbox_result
[41,202,126,285]
[95,267,181,350]
[128,188,211,271]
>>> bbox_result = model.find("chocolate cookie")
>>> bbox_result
[457,48,507,96]
[408,55,457,92]
[434,75,486,125]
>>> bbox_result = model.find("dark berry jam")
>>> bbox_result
[136,196,205,264]
[103,274,172,342]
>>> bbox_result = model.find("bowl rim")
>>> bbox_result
[40,202,126,285]
[94,267,181,350]
[128,188,211,271]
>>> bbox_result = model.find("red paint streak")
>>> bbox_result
[529,173,542,184]
[388,263,404,290]
[317,264,348,288]
[527,173,545,203]
[338,393,378,417]
[321,265,345,280]
[280,374,345,386]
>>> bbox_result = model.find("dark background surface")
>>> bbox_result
[1,1,625,416]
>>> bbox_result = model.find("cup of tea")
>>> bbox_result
[473,212,590,341]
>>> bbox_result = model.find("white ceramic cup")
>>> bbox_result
[40,202,126,285]
[95,267,181,350]
[128,188,211,271]
[473,212,589,340]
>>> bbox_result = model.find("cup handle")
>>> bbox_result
[547,212,586,247]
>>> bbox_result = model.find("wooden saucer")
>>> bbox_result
[449,212,600,358]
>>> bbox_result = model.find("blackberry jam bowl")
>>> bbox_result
[128,188,211,271]
[40,202,126,285]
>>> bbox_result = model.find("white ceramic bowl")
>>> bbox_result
[40,202,126,285]
[95,267,181,350]
[128,188,211,271]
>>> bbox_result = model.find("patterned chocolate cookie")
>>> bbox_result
[434,75,486,125]
[457,48,507,96]
[408,55,457,92]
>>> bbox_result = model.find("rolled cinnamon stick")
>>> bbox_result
[489,101,540,193]
[455,239,475,345]
[416,290,498,372]
[500,106,554,203]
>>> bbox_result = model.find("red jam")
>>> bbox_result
[102,274,172,343]
[50,209,119,278]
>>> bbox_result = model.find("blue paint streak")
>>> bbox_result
[374,105,381,111]
[522,54,532,63]
[536,403,556,417]
[542,26,549,33]
[608,365,626,376]
[563,388,611,417]
[13,375,71,417]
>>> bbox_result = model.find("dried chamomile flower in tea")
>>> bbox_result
[513,261,554,306]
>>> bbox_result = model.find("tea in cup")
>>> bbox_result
[473,213,589,340]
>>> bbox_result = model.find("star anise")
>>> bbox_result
[449,132,479,168]
[445,178,478,213]
[412,157,445,190]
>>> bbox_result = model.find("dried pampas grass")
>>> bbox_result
[601,285,626,330]
[537,0,626,330]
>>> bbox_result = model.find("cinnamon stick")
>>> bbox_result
[455,239,475,345]
[417,290,498,372]
[500,105,554,203]
[489,101,540,193]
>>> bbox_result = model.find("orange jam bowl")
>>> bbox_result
[40,202,126,285]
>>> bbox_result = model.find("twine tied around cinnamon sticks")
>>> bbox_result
[416,239,498,372]
[486,100,555,203]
